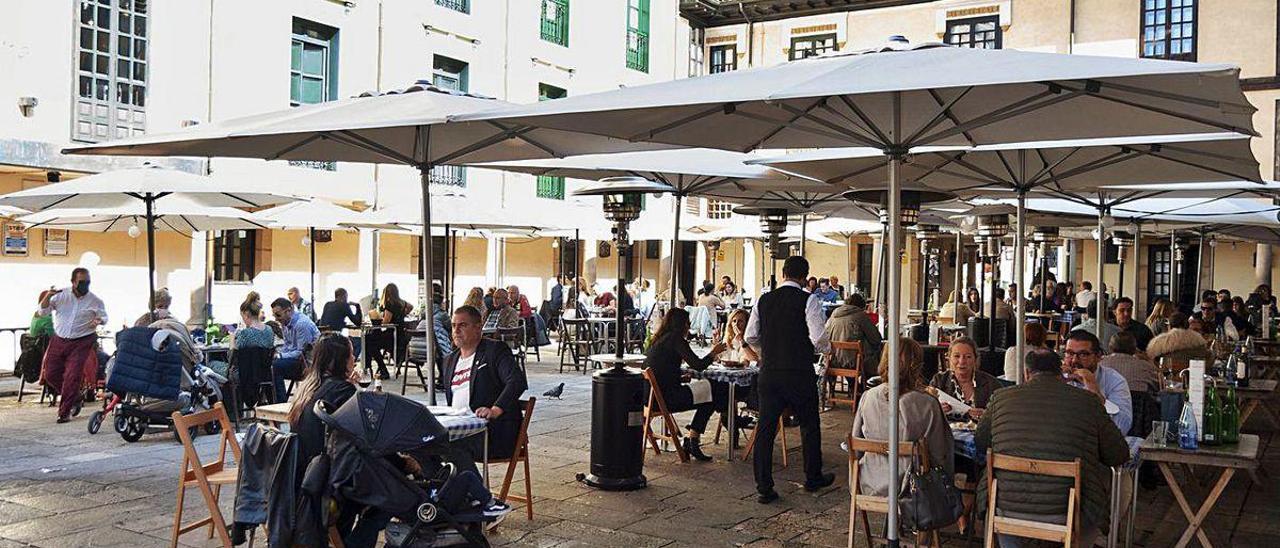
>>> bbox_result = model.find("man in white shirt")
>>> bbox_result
[744,256,833,503]
[441,305,528,476]
[1075,281,1096,312]
[38,267,108,423]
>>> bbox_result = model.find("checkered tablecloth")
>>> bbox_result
[425,406,489,441]
[688,365,760,387]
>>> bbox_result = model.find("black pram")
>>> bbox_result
[304,391,499,548]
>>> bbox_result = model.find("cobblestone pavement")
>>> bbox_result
[0,352,1277,547]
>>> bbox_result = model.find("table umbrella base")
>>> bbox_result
[580,472,647,491]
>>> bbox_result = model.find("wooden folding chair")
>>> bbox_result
[640,368,689,463]
[846,435,942,548]
[742,411,793,468]
[170,403,240,548]
[493,398,537,520]
[826,340,863,413]
[984,449,1083,547]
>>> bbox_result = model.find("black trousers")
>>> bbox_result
[663,385,717,435]
[753,371,824,493]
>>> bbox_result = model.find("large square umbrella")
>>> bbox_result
[251,199,368,308]
[0,165,301,315]
[457,41,1257,532]
[65,83,668,405]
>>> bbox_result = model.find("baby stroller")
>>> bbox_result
[93,326,227,442]
[308,391,502,547]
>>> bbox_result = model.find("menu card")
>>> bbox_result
[1188,359,1206,440]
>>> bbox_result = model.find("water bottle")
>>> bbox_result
[1178,401,1199,450]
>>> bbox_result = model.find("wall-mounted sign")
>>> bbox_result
[44,229,68,256]
[4,223,28,256]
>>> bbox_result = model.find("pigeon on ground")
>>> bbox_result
[543,382,565,399]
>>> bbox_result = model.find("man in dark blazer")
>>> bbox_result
[441,305,528,474]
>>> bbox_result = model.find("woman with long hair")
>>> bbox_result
[966,287,982,314]
[463,287,486,315]
[643,307,726,461]
[720,308,759,364]
[850,337,954,496]
[1145,298,1174,336]
[366,283,412,379]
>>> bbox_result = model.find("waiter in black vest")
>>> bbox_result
[744,255,834,503]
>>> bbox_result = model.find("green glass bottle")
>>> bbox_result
[1202,379,1222,446]
[1221,382,1240,444]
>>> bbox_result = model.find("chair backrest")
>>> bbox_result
[985,449,1083,544]
[847,435,929,515]
[512,398,536,461]
[829,340,864,372]
[172,403,241,479]
[640,368,674,417]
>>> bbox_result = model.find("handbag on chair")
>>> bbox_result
[899,442,964,533]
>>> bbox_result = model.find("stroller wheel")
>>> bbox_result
[87,411,104,435]
[416,503,438,523]
[120,416,146,442]
[114,414,129,434]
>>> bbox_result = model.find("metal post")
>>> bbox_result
[145,194,157,315]
[954,231,963,309]
[670,195,683,307]
[1014,190,1027,384]
[1170,231,1178,308]
[309,227,317,309]
[800,214,808,256]
[846,234,854,298]
[1096,202,1106,341]
[885,91,903,547]
[1133,222,1142,312]
[418,156,438,404]
[1195,230,1206,301]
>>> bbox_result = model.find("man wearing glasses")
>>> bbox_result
[1062,331,1133,435]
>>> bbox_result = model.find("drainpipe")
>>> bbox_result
[738,2,753,67]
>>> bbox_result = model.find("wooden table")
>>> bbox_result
[1251,355,1280,380]
[1233,379,1280,429]
[254,402,291,428]
[1140,433,1261,548]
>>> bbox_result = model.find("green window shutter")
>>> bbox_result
[536,175,565,200]
[626,0,649,72]
[541,0,569,46]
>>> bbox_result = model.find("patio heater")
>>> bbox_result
[706,239,721,285]
[1111,230,1135,299]
[1032,226,1061,314]
[573,177,674,492]
[736,207,789,291]
[915,224,942,341]
[1172,234,1188,310]
[976,214,1010,355]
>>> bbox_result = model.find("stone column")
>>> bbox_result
[1257,244,1273,288]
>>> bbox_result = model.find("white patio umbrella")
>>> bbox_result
[252,199,367,308]
[17,195,268,233]
[470,147,805,306]
[0,165,302,313]
[66,83,666,405]
[459,40,1256,527]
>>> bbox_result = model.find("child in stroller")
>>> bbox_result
[304,391,511,548]
[95,320,228,442]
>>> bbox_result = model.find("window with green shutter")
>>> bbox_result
[541,0,569,46]
[536,84,567,199]
[75,0,149,142]
[626,0,649,72]
[290,19,338,170]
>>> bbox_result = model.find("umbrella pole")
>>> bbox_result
[1195,230,1206,301]
[1015,189,1027,384]
[885,92,903,547]
[309,227,317,310]
[954,231,963,312]
[1096,200,1106,342]
[846,234,853,298]
[800,214,808,256]
[1134,222,1143,310]
[146,194,157,317]
[419,161,438,405]
[671,195,682,308]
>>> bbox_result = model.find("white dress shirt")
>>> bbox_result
[744,280,831,354]
[41,288,108,340]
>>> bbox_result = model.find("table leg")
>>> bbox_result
[484,428,490,490]
[1127,465,1139,548]
[1158,461,1232,548]
[1240,399,1260,427]
[1108,467,1121,548]
[727,382,736,462]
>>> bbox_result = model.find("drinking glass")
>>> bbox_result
[1151,420,1170,447]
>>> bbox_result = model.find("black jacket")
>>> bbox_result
[233,423,299,547]
[441,338,528,458]
[319,300,363,332]
[643,332,714,405]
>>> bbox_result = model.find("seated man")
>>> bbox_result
[287,286,315,321]
[483,289,521,331]
[977,349,1130,548]
[441,306,529,474]
[319,288,363,356]
[270,297,319,403]
[1072,299,1121,349]
[1063,330,1133,435]
[823,293,882,375]
[1099,332,1160,394]
[814,278,840,304]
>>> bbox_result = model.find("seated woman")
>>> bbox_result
[1147,311,1213,369]
[851,337,954,496]
[720,309,759,365]
[931,337,999,423]
[366,283,412,380]
[643,307,726,462]
[232,300,276,350]
[1003,323,1048,381]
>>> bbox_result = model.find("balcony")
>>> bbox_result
[430,165,467,188]
[680,0,932,27]
[435,0,469,14]
[626,31,649,72]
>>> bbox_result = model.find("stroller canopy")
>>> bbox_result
[324,391,449,458]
